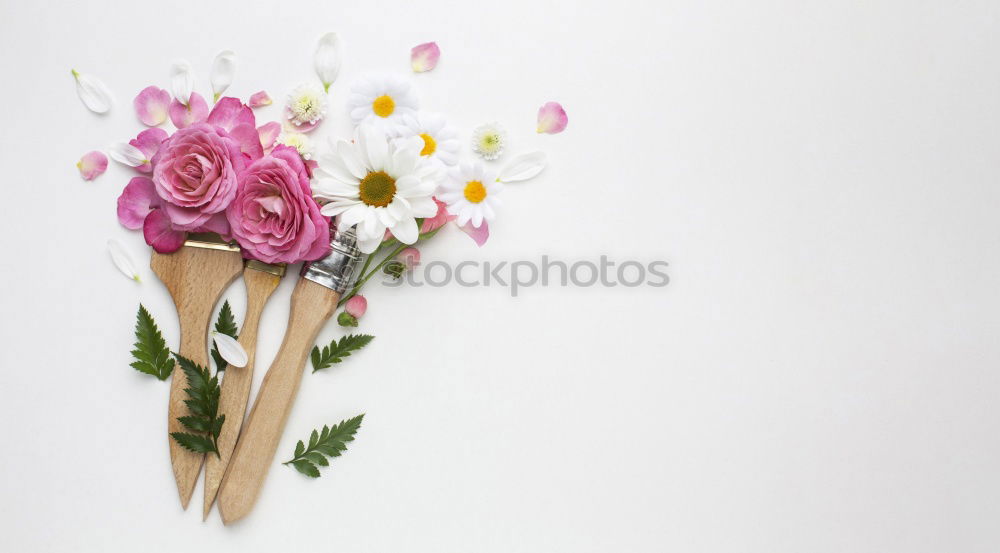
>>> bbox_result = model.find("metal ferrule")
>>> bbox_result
[301,225,364,293]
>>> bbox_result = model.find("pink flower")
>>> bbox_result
[257,122,281,153]
[249,91,272,107]
[345,295,367,318]
[129,128,168,173]
[168,91,209,129]
[225,145,330,264]
[151,123,247,232]
[133,86,171,126]
[77,151,108,180]
[411,42,440,72]
[420,197,455,233]
[208,97,263,159]
[398,247,420,270]
[536,101,568,134]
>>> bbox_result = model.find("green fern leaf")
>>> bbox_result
[130,305,174,380]
[310,335,374,372]
[283,414,365,478]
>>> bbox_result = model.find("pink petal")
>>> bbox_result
[459,220,489,247]
[345,295,367,318]
[230,123,264,160]
[143,208,187,253]
[168,91,208,129]
[207,96,255,132]
[194,211,232,240]
[128,128,168,173]
[249,90,272,108]
[420,197,456,233]
[133,86,171,126]
[117,176,162,229]
[536,101,568,134]
[411,42,440,72]
[77,151,108,181]
[257,121,281,152]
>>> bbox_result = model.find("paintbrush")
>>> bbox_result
[202,260,286,519]
[217,224,363,524]
[150,233,244,510]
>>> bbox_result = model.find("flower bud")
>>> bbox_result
[337,311,358,327]
[398,247,420,270]
[345,295,367,318]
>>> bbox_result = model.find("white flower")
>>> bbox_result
[210,50,237,102]
[314,125,438,253]
[71,69,113,114]
[439,161,503,228]
[277,131,313,160]
[471,122,506,160]
[285,83,328,128]
[346,74,418,131]
[314,33,342,92]
[390,112,460,171]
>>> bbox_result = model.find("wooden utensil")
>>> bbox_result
[150,234,243,510]
[203,260,285,520]
[218,225,362,524]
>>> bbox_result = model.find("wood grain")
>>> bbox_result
[203,266,282,520]
[217,278,339,525]
[151,246,243,510]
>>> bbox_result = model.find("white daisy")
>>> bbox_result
[346,74,419,130]
[285,83,327,129]
[471,122,506,160]
[439,161,503,228]
[391,112,460,171]
[314,125,438,253]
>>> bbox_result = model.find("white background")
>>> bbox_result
[1,0,999,551]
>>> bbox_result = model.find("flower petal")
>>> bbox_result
[132,86,170,126]
[107,239,140,282]
[169,59,195,106]
[129,128,169,173]
[142,209,186,253]
[536,101,568,134]
[117,176,161,229]
[498,151,547,183]
[168,91,208,129]
[72,69,112,114]
[410,42,440,73]
[210,50,236,102]
[257,121,281,152]
[212,331,248,368]
[459,220,489,247]
[207,96,255,132]
[77,151,108,181]
[314,33,342,92]
[249,90,272,108]
[108,142,148,167]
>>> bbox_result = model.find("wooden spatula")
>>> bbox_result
[218,225,362,524]
[203,260,285,519]
[151,234,243,510]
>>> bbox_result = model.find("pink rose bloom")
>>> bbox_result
[225,145,330,264]
[151,123,247,231]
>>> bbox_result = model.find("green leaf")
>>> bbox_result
[310,334,375,372]
[283,414,365,479]
[170,353,224,456]
[210,301,239,371]
[130,304,174,380]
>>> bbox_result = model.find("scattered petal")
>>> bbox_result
[498,151,547,183]
[129,128,168,173]
[142,208,186,253]
[72,69,112,114]
[410,42,440,72]
[314,33,342,92]
[77,151,108,181]
[257,121,281,152]
[459,220,489,247]
[133,86,170,126]
[107,239,141,282]
[345,295,367,318]
[108,142,148,167]
[210,50,237,102]
[536,101,568,134]
[168,91,209,129]
[117,176,161,229]
[212,331,247,368]
[169,59,195,106]
[249,90,272,108]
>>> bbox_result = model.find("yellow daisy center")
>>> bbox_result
[359,171,396,207]
[463,180,487,203]
[419,133,437,156]
[372,95,395,117]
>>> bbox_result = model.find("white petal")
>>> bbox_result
[390,217,419,244]
[72,70,112,114]
[360,125,388,170]
[212,331,247,368]
[314,33,342,92]
[107,239,140,282]
[210,50,236,101]
[108,143,147,167]
[170,59,195,106]
[339,204,369,227]
[498,151,547,183]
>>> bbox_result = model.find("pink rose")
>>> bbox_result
[151,123,247,231]
[226,145,330,264]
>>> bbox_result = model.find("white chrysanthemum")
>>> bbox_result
[285,83,328,127]
[438,161,503,228]
[471,122,506,160]
[314,125,438,253]
[390,112,460,171]
[346,74,419,130]
[278,131,312,159]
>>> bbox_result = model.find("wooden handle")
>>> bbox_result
[217,278,339,524]
[203,266,282,519]
[151,247,243,510]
